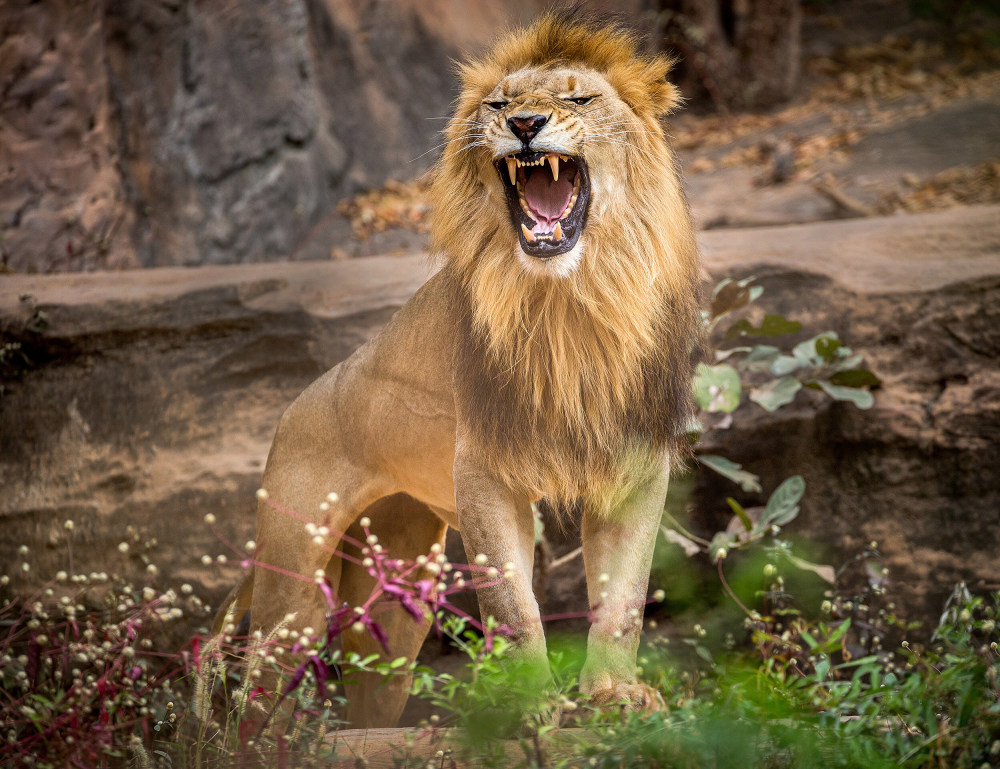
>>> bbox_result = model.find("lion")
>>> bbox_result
[214,12,701,729]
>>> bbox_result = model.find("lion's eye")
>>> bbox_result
[483,100,509,111]
[566,96,595,106]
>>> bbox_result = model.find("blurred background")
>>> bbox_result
[2,0,997,273]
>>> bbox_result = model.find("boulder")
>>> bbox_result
[1,206,997,629]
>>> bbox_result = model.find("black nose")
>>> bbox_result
[507,114,548,145]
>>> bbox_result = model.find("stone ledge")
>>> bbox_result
[1,206,998,625]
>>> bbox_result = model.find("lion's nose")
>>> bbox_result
[507,114,548,145]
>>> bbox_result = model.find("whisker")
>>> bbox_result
[448,141,489,157]
[411,137,474,163]
[588,122,662,132]
[426,116,485,124]
[592,130,664,138]
[585,119,644,127]
[585,139,662,162]
[411,132,485,162]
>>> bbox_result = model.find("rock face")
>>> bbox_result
[0,0,560,273]
[1,207,998,628]
[0,255,434,610]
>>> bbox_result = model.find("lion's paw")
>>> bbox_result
[586,681,665,714]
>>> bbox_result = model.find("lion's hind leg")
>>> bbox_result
[337,493,449,728]
[245,461,392,734]
[212,568,254,637]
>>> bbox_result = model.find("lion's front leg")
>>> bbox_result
[579,470,669,711]
[454,455,549,680]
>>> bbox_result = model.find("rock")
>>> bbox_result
[0,0,572,273]
[0,0,138,272]
[1,206,997,631]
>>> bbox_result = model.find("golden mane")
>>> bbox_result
[430,13,701,511]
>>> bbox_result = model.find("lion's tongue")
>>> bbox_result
[524,170,572,229]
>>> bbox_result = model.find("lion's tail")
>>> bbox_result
[211,567,254,636]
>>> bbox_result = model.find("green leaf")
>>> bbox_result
[835,352,864,371]
[725,313,803,340]
[829,368,882,388]
[661,525,702,556]
[826,618,852,647]
[710,277,760,319]
[743,344,781,370]
[698,454,762,493]
[770,355,802,376]
[750,376,802,411]
[815,334,842,362]
[692,363,741,413]
[695,645,714,663]
[715,346,753,363]
[792,332,841,366]
[532,503,545,545]
[726,497,753,531]
[708,531,735,562]
[760,476,805,528]
[836,653,880,670]
[786,554,836,584]
[816,380,875,409]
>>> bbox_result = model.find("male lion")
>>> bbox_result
[217,12,701,728]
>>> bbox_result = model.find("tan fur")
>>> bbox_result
[216,12,701,729]
[433,13,699,512]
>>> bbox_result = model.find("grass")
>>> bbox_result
[1,508,998,768]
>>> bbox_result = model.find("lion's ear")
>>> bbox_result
[647,78,681,116]
[615,56,681,118]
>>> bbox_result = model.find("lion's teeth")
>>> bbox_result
[548,154,559,181]
[521,223,536,242]
[506,157,517,186]
[553,222,563,240]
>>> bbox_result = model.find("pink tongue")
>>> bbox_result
[524,171,572,227]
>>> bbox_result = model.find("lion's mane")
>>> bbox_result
[430,13,702,512]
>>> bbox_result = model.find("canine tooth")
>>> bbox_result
[521,223,536,242]
[548,154,559,181]
[553,222,563,240]
[506,157,517,185]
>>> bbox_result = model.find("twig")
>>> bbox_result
[549,547,583,570]
[814,176,875,217]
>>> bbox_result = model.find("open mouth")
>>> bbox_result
[494,151,591,258]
